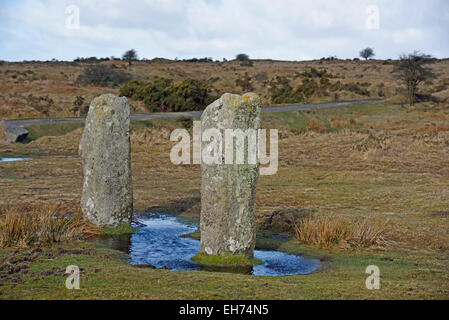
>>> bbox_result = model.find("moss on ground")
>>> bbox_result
[191,252,264,267]
[100,224,140,236]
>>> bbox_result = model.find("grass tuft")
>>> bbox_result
[294,215,386,249]
[0,203,99,248]
[306,118,325,132]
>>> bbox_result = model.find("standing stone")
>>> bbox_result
[200,93,261,256]
[79,94,133,227]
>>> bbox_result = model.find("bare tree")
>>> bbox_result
[359,48,375,60]
[395,51,435,106]
[122,49,138,68]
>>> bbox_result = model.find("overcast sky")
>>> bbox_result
[1,0,448,62]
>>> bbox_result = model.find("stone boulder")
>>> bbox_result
[0,121,29,143]
[200,93,261,256]
[79,94,133,227]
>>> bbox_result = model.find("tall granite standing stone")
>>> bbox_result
[200,93,261,256]
[79,94,133,227]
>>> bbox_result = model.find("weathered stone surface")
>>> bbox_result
[0,121,29,143]
[79,94,133,227]
[200,93,261,256]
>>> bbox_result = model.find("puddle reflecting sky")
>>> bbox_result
[0,157,32,162]
[97,213,320,276]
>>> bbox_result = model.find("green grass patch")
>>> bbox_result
[131,116,200,132]
[262,110,310,132]
[22,122,84,143]
[100,224,140,236]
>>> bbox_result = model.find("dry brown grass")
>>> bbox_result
[131,127,171,152]
[351,131,390,152]
[0,124,5,141]
[330,117,348,128]
[28,127,83,153]
[0,203,99,248]
[306,118,325,132]
[294,215,386,249]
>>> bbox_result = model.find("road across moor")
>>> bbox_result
[4,99,380,127]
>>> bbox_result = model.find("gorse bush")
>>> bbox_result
[76,65,132,87]
[270,76,322,104]
[119,80,145,99]
[301,67,331,78]
[120,78,216,112]
[235,72,253,91]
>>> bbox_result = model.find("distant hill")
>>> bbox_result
[0,58,448,119]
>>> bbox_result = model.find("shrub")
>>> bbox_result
[298,77,319,98]
[72,95,88,116]
[165,78,213,112]
[270,76,329,104]
[120,78,214,112]
[302,67,329,78]
[74,95,85,107]
[76,65,132,87]
[271,85,301,104]
[74,57,110,63]
[235,72,254,91]
[236,53,250,61]
[119,80,145,98]
[343,82,370,96]
[182,57,213,63]
[320,77,330,86]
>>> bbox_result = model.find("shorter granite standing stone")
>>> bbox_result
[79,94,133,227]
[200,93,261,257]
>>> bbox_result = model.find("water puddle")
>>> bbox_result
[0,157,32,162]
[96,213,320,276]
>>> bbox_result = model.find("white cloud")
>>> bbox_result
[0,0,448,61]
